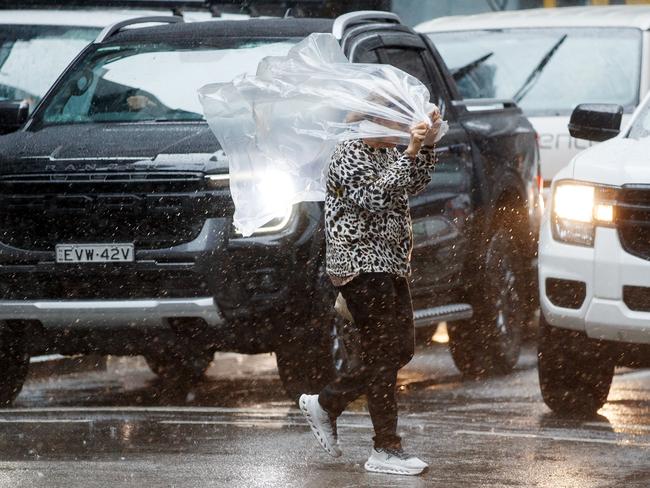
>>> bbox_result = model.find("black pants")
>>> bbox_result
[318,273,415,449]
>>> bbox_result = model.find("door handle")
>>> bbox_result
[434,143,471,156]
[449,143,471,155]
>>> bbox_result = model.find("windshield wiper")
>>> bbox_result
[451,52,494,81]
[513,34,567,103]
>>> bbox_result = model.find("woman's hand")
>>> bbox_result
[405,109,444,158]
[405,121,429,159]
[422,108,443,147]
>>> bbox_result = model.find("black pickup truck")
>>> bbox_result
[0,11,541,404]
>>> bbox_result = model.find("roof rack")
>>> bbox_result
[95,15,183,43]
[332,10,401,40]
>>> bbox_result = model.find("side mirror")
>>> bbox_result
[568,103,623,142]
[0,100,29,135]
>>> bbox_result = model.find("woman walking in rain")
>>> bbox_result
[299,105,443,476]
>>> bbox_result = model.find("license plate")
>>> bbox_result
[55,244,134,263]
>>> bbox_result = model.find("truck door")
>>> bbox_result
[347,31,474,303]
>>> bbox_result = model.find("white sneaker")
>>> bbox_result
[299,394,342,458]
[364,447,428,476]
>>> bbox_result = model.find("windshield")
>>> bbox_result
[428,27,642,117]
[0,25,99,111]
[38,39,296,125]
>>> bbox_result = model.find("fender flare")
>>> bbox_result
[482,169,530,237]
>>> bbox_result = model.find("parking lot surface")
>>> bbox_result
[1,343,648,487]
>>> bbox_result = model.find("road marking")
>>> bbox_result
[455,429,650,447]
[584,421,650,433]
[3,406,295,414]
[2,405,375,418]
[0,419,92,423]
[159,419,373,429]
[160,420,302,428]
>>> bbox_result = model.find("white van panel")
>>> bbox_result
[530,116,593,183]
[530,115,632,184]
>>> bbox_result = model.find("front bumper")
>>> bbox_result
[0,297,223,328]
[539,215,650,345]
[0,205,324,336]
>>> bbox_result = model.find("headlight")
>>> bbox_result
[552,181,615,247]
[242,205,295,235]
[234,170,296,237]
[206,171,295,237]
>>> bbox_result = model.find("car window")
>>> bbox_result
[0,25,99,111]
[39,40,296,125]
[378,47,442,106]
[428,27,641,117]
[354,47,380,64]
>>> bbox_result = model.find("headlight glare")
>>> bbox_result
[551,182,617,247]
[232,170,296,237]
[552,183,595,246]
[553,184,594,222]
[256,170,295,220]
[595,204,614,223]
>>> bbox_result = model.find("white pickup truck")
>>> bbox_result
[537,94,650,416]
[417,6,650,188]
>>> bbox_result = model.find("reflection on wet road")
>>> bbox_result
[1,345,649,487]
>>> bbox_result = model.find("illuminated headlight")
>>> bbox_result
[552,182,615,247]
[234,170,295,236]
[247,209,294,235]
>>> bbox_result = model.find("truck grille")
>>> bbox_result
[0,173,232,251]
[617,185,650,261]
[0,268,210,300]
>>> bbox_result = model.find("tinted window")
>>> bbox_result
[379,47,440,102]
[39,40,296,125]
[428,27,642,116]
[353,47,380,64]
[0,25,99,111]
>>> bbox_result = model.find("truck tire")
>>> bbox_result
[145,349,214,383]
[275,314,340,402]
[0,322,30,407]
[448,226,526,377]
[538,314,614,417]
[275,258,340,402]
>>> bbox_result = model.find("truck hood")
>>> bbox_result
[0,123,226,174]
[571,136,650,186]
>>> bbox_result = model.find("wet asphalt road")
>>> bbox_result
[2,340,650,488]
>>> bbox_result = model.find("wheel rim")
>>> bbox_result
[485,231,522,357]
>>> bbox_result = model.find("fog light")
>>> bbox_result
[546,278,586,309]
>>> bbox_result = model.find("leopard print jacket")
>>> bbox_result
[325,139,437,281]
